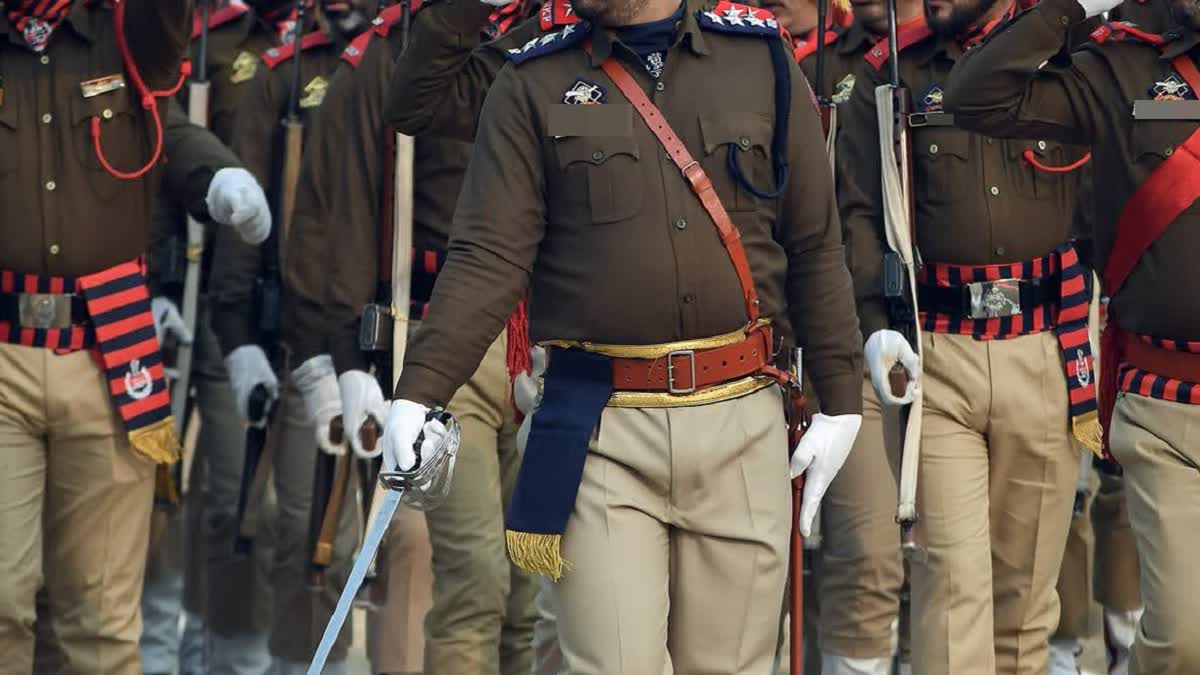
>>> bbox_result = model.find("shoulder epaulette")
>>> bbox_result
[1090,21,1166,47]
[793,27,841,63]
[697,2,786,39]
[340,28,376,67]
[262,30,333,70]
[864,18,932,71]
[539,0,580,31]
[505,22,589,64]
[192,0,250,40]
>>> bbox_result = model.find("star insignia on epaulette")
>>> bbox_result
[722,6,745,25]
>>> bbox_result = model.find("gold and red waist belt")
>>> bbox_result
[917,244,1102,454]
[0,262,180,464]
[540,322,783,408]
[1118,334,1200,405]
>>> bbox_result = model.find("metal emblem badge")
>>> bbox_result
[563,79,605,105]
[299,76,329,109]
[1151,74,1192,101]
[1075,351,1092,388]
[832,74,856,105]
[18,293,71,330]
[125,359,155,400]
[920,84,945,112]
[967,279,1022,319]
[80,74,127,99]
[230,51,258,84]
[23,18,53,53]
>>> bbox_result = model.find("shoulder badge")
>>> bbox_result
[262,31,333,70]
[540,0,579,31]
[864,17,932,71]
[1090,21,1166,46]
[831,73,855,104]
[793,28,840,63]
[697,2,784,38]
[340,29,375,67]
[1150,69,1196,100]
[299,75,329,108]
[230,50,258,83]
[505,23,590,64]
[372,1,423,37]
[192,0,250,40]
[917,83,944,111]
[563,79,606,104]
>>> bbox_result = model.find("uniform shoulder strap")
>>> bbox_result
[539,0,580,31]
[505,22,589,63]
[192,0,250,40]
[864,16,932,71]
[340,28,377,67]
[1090,21,1166,46]
[793,27,841,63]
[697,1,787,39]
[263,30,332,70]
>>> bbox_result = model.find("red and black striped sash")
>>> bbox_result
[6,0,76,52]
[0,262,180,464]
[1119,336,1200,405]
[409,247,446,320]
[919,244,1101,451]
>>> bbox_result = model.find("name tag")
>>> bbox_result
[1133,99,1200,120]
[80,74,126,98]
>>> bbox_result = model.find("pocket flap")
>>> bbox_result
[698,111,772,156]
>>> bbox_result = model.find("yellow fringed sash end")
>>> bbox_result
[832,0,850,12]
[1073,410,1104,458]
[130,416,182,466]
[506,530,571,581]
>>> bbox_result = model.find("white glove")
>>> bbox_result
[206,167,272,245]
[338,371,389,459]
[865,329,921,406]
[789,413,863,538]
[150,296,193,346]
[479,0,512,7]
[514,345,548,455]
[224,344,279,422]
[292,354,345,455]
[381,399,452,472]
[1077,0,1120,18]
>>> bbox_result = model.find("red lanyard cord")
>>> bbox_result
[91,0,192,181]
[1022,150,1092,173]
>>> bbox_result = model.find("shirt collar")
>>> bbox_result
[586,0,708,67]
[1159,26,1200,59]
[1,1,95,45]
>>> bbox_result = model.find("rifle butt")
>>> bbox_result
[278,119,304,249]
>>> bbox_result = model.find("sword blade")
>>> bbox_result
[306,487,402,675]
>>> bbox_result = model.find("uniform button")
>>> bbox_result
[655,81,665,92]
[995,246,1006,256]
[49,244,60,255]
[102,109,114,120]
[985,138,994,145]
[45,180,56,191]
[739,136,751,149]
[1037,140,1047,151]
[39,55,50,65]
[929,143,939,154]
[1165,146,1174,156]
[41,113,52,124]
[682,294,695,304]
[591,150,604,161]
[675,218,687,230]
[989,186,999,196]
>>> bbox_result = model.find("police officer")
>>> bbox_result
[945,0,1200,669]
[205,1,376,673]
[0,1,271,673]
[837,0,1100,670]
[376,0,867,672]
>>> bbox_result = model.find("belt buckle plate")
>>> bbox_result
[966,279,1022,319]
[18,293,72,330]
[666,349,697,395]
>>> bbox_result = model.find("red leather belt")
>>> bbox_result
[1124,334,1200,384]
[610,327,772,394]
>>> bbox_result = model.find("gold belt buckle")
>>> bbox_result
[18,293,73,330]
[966,279,1022,319]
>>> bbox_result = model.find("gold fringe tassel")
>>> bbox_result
[832,0,850,11]
[1073,410,1104,458]
[506,530,571,581]
[129,416,182,466]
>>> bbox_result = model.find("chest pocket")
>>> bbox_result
[1005,138,1084,199]
[551,134,642,224]
[913,127,969,205]
[70,85,145,200]
[698,112,774,213]
[1130,119,1200,213]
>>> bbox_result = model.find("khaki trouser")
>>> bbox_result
[910,331,1078,675]
[1109,392,1200,674]
[551,385,790,675]
[818,376,905,660]
[368,507,433,674]
[422,333,538,675]
[1092,470,1142,613]
[1054,453,1098,641]
[0,343,156,675]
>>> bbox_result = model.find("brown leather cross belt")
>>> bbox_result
[611,326,772,394]
[1123,334,1200,384]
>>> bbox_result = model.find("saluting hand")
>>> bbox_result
[291,354,345,455]
[338,371,389,460]
[206,167,273,245]
[789,413,864,538]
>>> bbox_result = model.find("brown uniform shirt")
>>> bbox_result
[836,14,1089,337]
[0,0,191,277]
[283,10,476,371]
[394,0,864,414]
[193,8,280,145]
[208,29,344,354]
[799,20,875,101]
[944,0,1200,341]
[383,0,546,139]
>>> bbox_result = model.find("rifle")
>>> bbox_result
[235,0,308,555]
[874,0,924,558]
